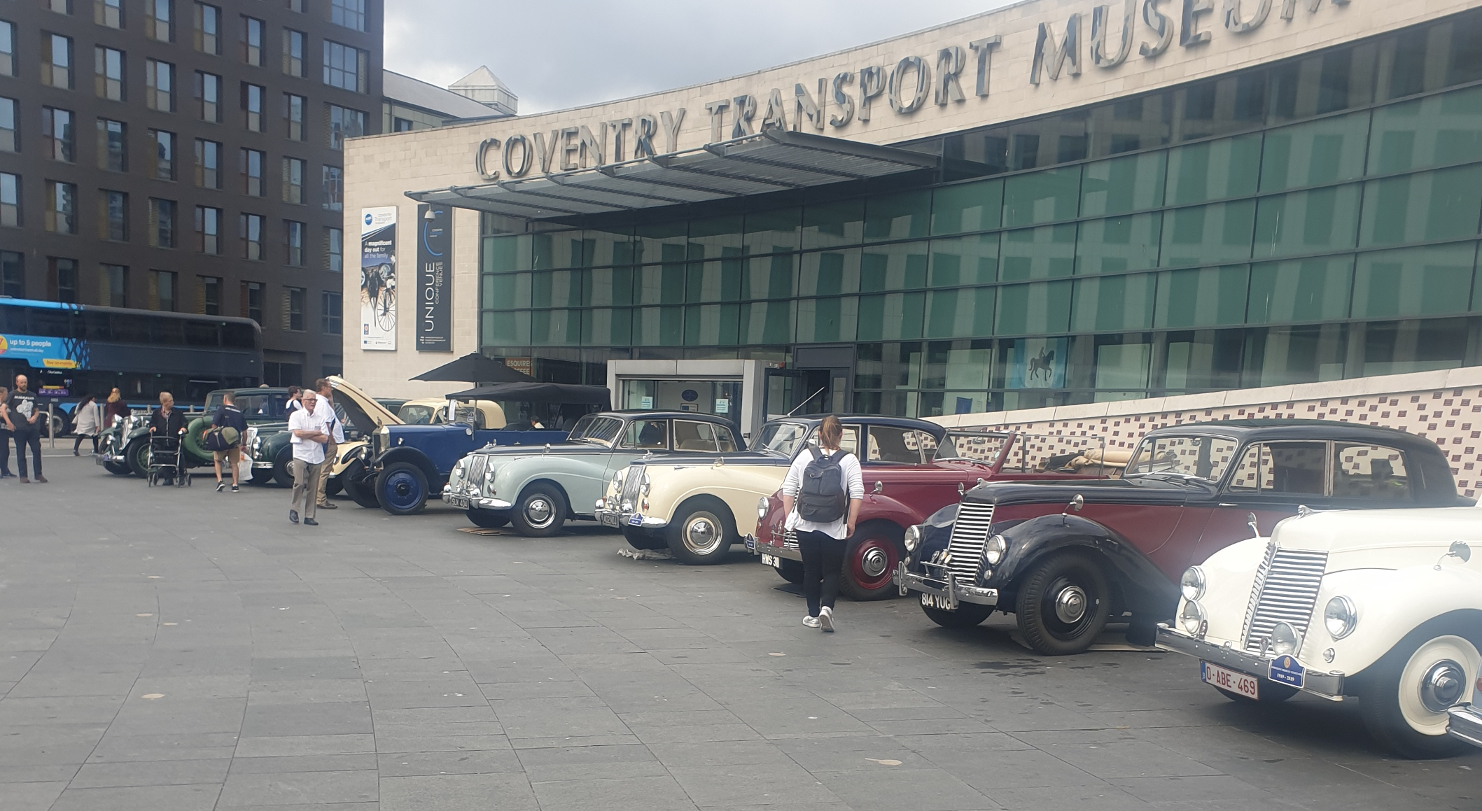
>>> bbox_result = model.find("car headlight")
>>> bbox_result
[904,525,922,552]
[1323,596,1357,640]
[757,498,769,521]
[983,534,1007,565]
[1179,600,1206,636]
[1270,621,1301,656]
[1180,566,1206,602]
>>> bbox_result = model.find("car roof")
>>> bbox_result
[1143,418,1436,449]
[594,410,731,421]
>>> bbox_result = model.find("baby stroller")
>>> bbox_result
[146,434,191,487]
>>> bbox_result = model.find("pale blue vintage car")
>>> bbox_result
[442,411,740,537]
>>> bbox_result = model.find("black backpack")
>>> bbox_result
[797,447,850,523]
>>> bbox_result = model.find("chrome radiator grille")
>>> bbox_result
[944,502,995,584]
[619,465,644,509]
[463,454,487,493]
[783,528,797,549]
[1241,547,1328,653]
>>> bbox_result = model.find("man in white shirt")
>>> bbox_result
[780,416,864,632]
[312,379,344,510]
[288,390,329,526]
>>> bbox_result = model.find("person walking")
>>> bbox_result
[210,391,248,492]
[103,388,129,427]
[780,415,862,632]
[7,375,45,483]
[0,386,13,479]
[312,379,342,510]
[283,386,304,417]
[71,395,102,456]
[147,391,186,484]
[287,390,329,526]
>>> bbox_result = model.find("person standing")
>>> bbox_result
[287,390,329,526]
[103,388,129,426]
[210,391,248,493]
[7,375,45,483]
[312,379,343,510]
[71,395,102,456]
[147,392,185,484]
[0,386,13,479]
[780,416,863,632]
[283,386,304,417]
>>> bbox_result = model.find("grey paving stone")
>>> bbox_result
[378,773,538,811]
[511,743,666,783]
[240,702,374,737]
[374,749,524,777]
[68,759,231,789]
[215,769,378,806]
[232,734,377,758]
[530,775,699,811]
[669,762,841,807]
[0,780,68,811]
[812,767,997,811]
[225,754,379,775]
[48,783,223,811]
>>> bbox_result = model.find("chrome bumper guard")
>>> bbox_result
[1448,704,1482,748]
[745,534,801,562]
[1155,626,1346,698]
[891,561,999,609]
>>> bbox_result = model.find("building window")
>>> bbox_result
[194,205,219,254]
[242,16,262,66]
[195,71,219,122]
[242,82,263,131]
[322,40,366,92]
[94,0,123,29]
[281,157,304,204]
[284,286,305,331]
[45,180,76,234]
[327,104,365,149]
[146,59,174,111]
[45,0,72,14]
[330,0,366,31]
[286,0,303,12]
[0,173,18,226]
[42,33,73,88]
[0,22,14,77]
[42,107,74,162]
[282,29,304,77]
[148,198,175,248]
[94,46,124,101]
[193,138,219,188]
[0,252,21,298]
[98,189,127,241]
[150,129,175,180]
[241,148,263,196]
[150,270,177,311]
[241,280,263,322]
[199,275,220,314]
[321,165,342,211]
[194,3,218,54]
[393,117,415,132]
[283,93,305,141]
[321,291,341,334]
[98,119,126,171]
[146,0,172,42]
[326,227,342,271]
[48,257,77,303]
[102,263,127,307]
[285,219,305,266]
[240,212,262,259]
[0,98,14,151]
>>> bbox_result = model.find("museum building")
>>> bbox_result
[344,0,1482,423]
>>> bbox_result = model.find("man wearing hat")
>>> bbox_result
[211,391,248,492]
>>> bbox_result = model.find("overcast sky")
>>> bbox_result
[384,0,1017,115]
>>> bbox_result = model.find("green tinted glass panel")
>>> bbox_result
[802,199,865,249]
[1247,257,1354,323]
[863,190,931,242]
[743,208,801,254]
[583,227,633,267]
[481,272,530,311]
[1251,185,1360,260]
[687,215,743,261]
[1154,265,1250,328]
[586,267,634,307]
[795,296,860,343]
[636,263,686,305]
[1071,274,1156,332]
[1076,213,1162,274]
[481,310,530,346]
[1359,165,1482,247]
[857,293,925,341]
[684,303,739,346]
[632,306,685,346]
[930,179,1003,235]
[530,269,582,309]
[799,249,861,296]
[1080,152,1166,216]
[1352,243,1477,318]
[860,242,928,291]
[686,259,743,303]
[1002,166,1080,227]
[530,309,581,346]
[738,300,795,345]
[1166,134,1261,205]
[1160,200,1255,267]
[924,287,996,339]
[583,308,632,346]
[1369,85,1482,175]
[633,221,688,265]
[928,234,998,287]
[1001,224,1077,282]
[995,280,1072,336]
[532,231,583,270]
[742,254,795,300]
[1258,111,1370,193]
[482,235,532,273]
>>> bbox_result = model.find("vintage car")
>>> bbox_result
[442,411,741,536]
[596,416,946,565]
[243,379,402,489]
[97,388,287,477]
[1157,505,1482,759]
[894,420,1469,656]
[748,429,1120,600]
[398,398,505,428]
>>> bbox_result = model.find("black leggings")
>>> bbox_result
[798,530,848,617]
[13,430,40,477]
[73,433,98,454]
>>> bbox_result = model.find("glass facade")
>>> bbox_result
[479,9,1482,416]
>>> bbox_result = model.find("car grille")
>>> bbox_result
[1241,546,1329,654]
[620,465,643,509]
[944,502,995,585]
[464,454,487,494]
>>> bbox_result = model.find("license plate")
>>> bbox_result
[920,593,954,610]
[761,554,780,568]
[627,514,642,526]
[1268,655,1306,688]
[598,513,619,527]
[448,495,468,508]
[1202,661,1259,699]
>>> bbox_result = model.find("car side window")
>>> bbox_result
[838,426,860,456]
[715,425,738,452]
[1227,444,1268,492]
[1332,443,1411,501]
[1243,441,1326,495]
[867,426,924,464]
[620,419,668,450]
[672,420,720,452]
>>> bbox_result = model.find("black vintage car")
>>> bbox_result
[895,420,1468,655]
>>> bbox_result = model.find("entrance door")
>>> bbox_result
[764,367,849,419]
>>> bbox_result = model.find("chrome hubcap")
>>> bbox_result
[1054,585,1088,624]
[526,498,552,527]
[685,517,717,552]
[860,546,890,578]
[1419,659,1466,713]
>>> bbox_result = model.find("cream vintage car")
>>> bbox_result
[1157,505,1482,758]
[595,416,945,565]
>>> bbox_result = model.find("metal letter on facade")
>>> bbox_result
[503,134,532,177]
[1140,0,1174,57]
[793,81,826,131]
[474,137,501,181]
[578,124,605,168]
[829,72,856,127]
[660,108,686,153]
[533,130,561,174]
[968,36,1001,97]
[858,67,885,123]
[559,127,581,171]
[1278,0,1327,21]
[359,206,397,352]
[415,203,452,352]
[761,88,789,131]
[609,118,633,162]
[1223,0,1271,32]
[1031,16,1082,85]
[633,115,659,158]
[704,100,729,144]
[732,95,757,137]
[1180,0,1214,46]
[1091,0,1136,68]
[888,56,931,114]
[935,46,966,105]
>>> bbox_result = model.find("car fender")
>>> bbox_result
[1178,536,1270,644]
[858,493,928,531]
[1308,565,1482,680]
[492,455,608,517]
[644,463,789,537]
[996,513,1179,615]
[376,447,440,483]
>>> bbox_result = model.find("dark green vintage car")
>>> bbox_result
[245,381,403,488]
[97,388,290,477]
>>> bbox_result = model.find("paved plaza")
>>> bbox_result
[0,455,1478,811]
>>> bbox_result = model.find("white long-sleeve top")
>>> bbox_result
[781,447,864,539]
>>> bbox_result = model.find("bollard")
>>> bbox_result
[47,403,56,450]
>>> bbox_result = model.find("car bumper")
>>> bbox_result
[595,507,667,530]
[440,485,512,511]
[1155,626,1346,699]
[891,561,999,609]
[1448,704,1482,748]
[744,534,802,562]
[251,460,274,469]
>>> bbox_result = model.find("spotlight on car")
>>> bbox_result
[1179,600,1206,637]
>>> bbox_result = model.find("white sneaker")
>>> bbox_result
[819,606,835,632]
[802,615,821,628]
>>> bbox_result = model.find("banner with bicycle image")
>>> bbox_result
[360,206,398,351]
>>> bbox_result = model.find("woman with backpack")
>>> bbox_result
[780,415,863,632]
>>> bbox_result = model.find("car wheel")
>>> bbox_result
[104,461,130,476]
[376,462,429,516]
[272,449,294,487]
[249,468,275,485]
[666,499,735,565]
[1359,628,1479,759]
[325,477,342,497]
[510,484,567,537]
[920,601,995,629]
[126,439,150,478]
[1014,552,1113,656]
[1216,682,1297,703]
[775,558,804,584]
[839,522,904,601]
[622,526,666,550]
[468,509,509,529]
[340,461,379,508]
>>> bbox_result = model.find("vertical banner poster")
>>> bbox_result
[416,204,453,351]
[360,206,398,351]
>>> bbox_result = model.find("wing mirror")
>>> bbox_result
[1062,493,1084,523]
[873,481,883,494]
[958,482,965,496]
[1436,540,1472,570]
[1248,512,1259,538]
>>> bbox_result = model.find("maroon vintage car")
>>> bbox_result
[745,428,1116,600]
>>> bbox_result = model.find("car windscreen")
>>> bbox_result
[935,432,1009,462]
[574,416,623,445]
[752,421,809,456]
[399,404,438,424]
[230,393,288,420]
[1125,435,1238,482]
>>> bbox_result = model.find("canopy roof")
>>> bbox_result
[405,129,938,222]
[412,353,535,384]
[447,382,611,406]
